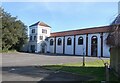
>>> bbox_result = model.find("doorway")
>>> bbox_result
[91,36,97,57]
[41,42,47,53]
[31,45,35,53]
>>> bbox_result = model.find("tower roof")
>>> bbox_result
[29,21,51,28]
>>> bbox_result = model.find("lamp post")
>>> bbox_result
[83,46,85,67]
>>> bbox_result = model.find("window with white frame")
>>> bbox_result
[30,36,32,41]
[67,37,72,45]
[50,39,53,45]
[78,37,83,45]
[39,36,43,40]
[34,36,37,41]
[42,29,47,34]
[32,29,35,33]
[57,38,62,45]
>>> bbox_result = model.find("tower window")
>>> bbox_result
[32,29,35,33]
[30,36,32,41]
[42,29,47,34]
[34,36,36,41]
[39,36,43,40]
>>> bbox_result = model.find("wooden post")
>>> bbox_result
[54,37,56,54]
[104,62,109,81]
[73,35,76,55]
[83,46,85,67]
[101,33,103,57]
[83,54,85,67]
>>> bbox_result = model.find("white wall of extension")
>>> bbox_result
[49,37,55,53]
[56,37,64,54]
[75,35,86,55]
[87,33,101,57]
[103,33,110,57]
[65,36,74,55]
[47,32,110,57]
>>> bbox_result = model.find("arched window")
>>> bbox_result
[67,37,72,45]
[50,39,53,46]
[91,36,97,44]
[91,36,98,56]
[78,37,83,45]
[57,38,62,45]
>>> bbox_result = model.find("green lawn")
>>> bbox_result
[0,49,17,53]
[43,59,119,81]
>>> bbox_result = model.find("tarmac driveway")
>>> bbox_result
[2,66,93,82]
[1,52,109,82]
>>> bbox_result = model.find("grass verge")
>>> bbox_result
[43,59,119,81]
[0,49,17,53]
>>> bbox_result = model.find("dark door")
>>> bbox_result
[91,36,97,57]
[31,45,35,53]
[41,42,47,53]
[41,46,45,53]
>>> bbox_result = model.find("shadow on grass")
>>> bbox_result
[42,65,119,81]
[2,65,119,82]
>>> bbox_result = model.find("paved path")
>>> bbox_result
[2,66,93,82]
[1,52,109,82]
[2,52,109,67]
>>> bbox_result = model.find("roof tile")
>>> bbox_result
[50,25,111,37]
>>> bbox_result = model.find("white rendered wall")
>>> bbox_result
[47,33,110,57]
[46,40,50,52]
[56,37,64,54]
[36,42,41,53]
[49,37,55,53]
[28,42,37,52]
[65,36,74,55]
[29,26,38,52]
[88,33,101,57]
[75,35,86,55]
[36,25,51,52]
[37,25,51,43]
[103,33,110,57]
[29,26,37,35]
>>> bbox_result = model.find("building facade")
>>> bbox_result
[28,21,51,53]
[27,21,110,57]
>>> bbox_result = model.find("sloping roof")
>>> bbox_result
[39,22,51,27]
[29,21,39,27]
[50,25,111,37]
[29,21,51,27]
[111,14,120,25]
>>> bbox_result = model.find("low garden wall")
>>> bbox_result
[110,47,120,77]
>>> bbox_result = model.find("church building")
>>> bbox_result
[28,21,110,57]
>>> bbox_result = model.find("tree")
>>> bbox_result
[106,14,120,48]
[1,7,28,51]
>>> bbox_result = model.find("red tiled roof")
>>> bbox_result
[50,25,111,37]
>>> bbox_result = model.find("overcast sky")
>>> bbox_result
[2,2,118,32]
